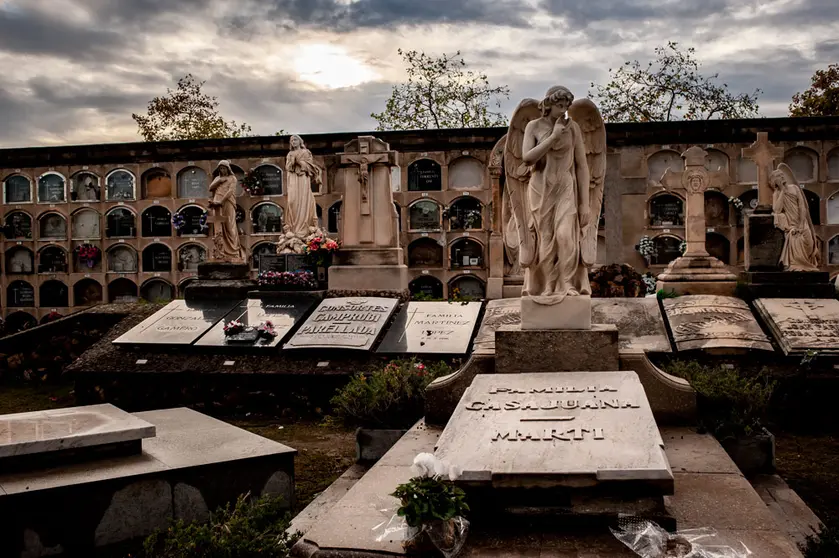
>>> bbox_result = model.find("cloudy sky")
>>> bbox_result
[0,0,837,148]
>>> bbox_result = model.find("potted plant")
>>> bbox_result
[330,359,453,463]
[257,270,319,291]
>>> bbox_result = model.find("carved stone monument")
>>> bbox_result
[655,146,738,295]
[276,135,330,255]
[741,132,785,270]
[327,136,409,294]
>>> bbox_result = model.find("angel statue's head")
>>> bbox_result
[290,134,304,150]
[769,163,796,191]
[216,160,233,177]
[539,85,574,118]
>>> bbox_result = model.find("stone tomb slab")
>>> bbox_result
[376,301,482,354]
[113,299,238,346]
[662,295,773,352]
[195,296,317,348]
[284,297,398,351]
[754,298,839,355]
[435,372,674,493]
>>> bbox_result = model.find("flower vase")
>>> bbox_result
[402,519,464,556]
[86,259,95,269]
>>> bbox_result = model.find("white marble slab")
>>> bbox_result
[284,297,399,350]
[754,298,839,355]
[0,404,155,459]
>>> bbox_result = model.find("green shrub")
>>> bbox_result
[410,292,444,301]
[330,358,453,429]
[665,360,775,439]
[392,476,470,528]
[141,493,297,558]
[656,288,679,299]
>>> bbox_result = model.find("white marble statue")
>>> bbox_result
[769,163,821,271]
[504,86,606,304]
[285,135,322,237]
[208,160,245,262]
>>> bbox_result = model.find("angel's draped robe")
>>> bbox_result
[773,183,820,271]
[208,175,245,262]
[523,121,591,301]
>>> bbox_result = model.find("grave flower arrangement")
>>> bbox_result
[199,210,209,231]
[642,273,657,295]
[679,240,687,255]
[242,169,265,196]
[257,321,277,340]
[171,211,186,231]
[222,319,245,336]
[637,235,655,259]
[75,243,101,268]
[304,235,340,267]
[257,270,318,289]
[728,196,744,210]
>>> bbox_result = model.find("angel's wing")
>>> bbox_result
[504,98,541,268]
[569,98,607,267]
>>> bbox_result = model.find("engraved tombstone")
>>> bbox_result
[143,245,172,272]
[409,200,440,230]
[754,298,839,356]
[178,167,209,198]
[5,175,31,203]
[5,213,31,239]
[408,239,443,268]
[39,174,65,202]
[8,281,34,307]
[113,300,238,345]
[377,301,482,354]
[72,210,100,239]
[258,166,283,195]
[408,159,442,191]
[107,171,134,200]
[284,297,398,350]
[662,295,773,352]
[40,214,65,239]
[195,296,316,348]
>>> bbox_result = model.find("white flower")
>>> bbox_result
[411,453,461,481]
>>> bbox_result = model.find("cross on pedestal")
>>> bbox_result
[660,146,730,258]
[742,132,784,212]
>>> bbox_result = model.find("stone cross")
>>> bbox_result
[741,132,784,211]
[660,146,730,258]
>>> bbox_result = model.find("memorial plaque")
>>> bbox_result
[258,254,285,274]
[107,171,134,200]
[409,201,440,230]
[754,298,839,356]
[435,372,673,492]
[259,166,283,195]
[285,297,398,350]
[195,296,316,348]
[5,175,31,203]
[662,295,772,352]
[39,174,65,202]
[591,298,671,354]
[113,299,237,345]
[408,159,442,191]
[178,168,208,198]
[8,282,35,307]
[377,301,482,354]
[472,299,520,356]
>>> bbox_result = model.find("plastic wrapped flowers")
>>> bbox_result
[222,319,245,336]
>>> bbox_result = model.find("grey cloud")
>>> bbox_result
[540,0,732,26]
[27,77,150,115]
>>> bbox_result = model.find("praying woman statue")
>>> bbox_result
[208,160,245,262]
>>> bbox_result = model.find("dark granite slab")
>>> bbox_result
[112,300,238,346]
[195,296,318,348]
[376,301,482,354]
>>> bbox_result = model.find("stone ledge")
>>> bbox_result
[495,325,619,373]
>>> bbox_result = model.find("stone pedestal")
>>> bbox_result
[521,295,592,330]
[738,271,834,299]
[655,255,738,296]
[327,247,408,293]
[495,324,619,373]
[744,212,784,271]
[184,261,256,302]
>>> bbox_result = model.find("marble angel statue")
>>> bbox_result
[504,86,606,303]
[208,160,245,262]
[285,134,323,237]
[769,163,821,271]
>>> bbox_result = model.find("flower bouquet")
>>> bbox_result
[199,210,209,232]
[257,270,319,290]
[637,235,655,262]
[257,321,277,340]
[304,235,340,267]
[242,169,265,196]
[172,211,186,232]
[222,319,245,336]
[728,196,744,210]
[75,243,101,268]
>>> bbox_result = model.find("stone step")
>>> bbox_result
[751,474,824,550]
[289,463,369,536]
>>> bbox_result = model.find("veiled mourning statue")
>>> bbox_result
[770,163,821,271]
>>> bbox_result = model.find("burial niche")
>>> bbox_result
[6,311,36,333]
[106,208,136,238]
[738,157,758,183]
[448,157,485,190]
[178,243,206,271]
[251,242,276,270]
[649,194,684,227]
[647,150,684,183]
[106,169,135,200]
[829,192,839,225]
[178,278,195,298]
[107,246,138,273]
[252,203,283,234]
[705,149,729,173]
[408,238,443,268]
[409,276,443,299]
[652,235,682,266]
[38,246,67,273]
[142,168,172,198]
[142,244,172,272]
[704,191,729,227]
[829,236,839,265]
[804,190,821,225]
[7,280,34,307]
[140,279,174,303]
[71,209,100,239]
[327,201,342,234]
[737,237,745,265]
[255,165,283,196]
[71,172,100,201]
[829,149,839,182]
[39,213,66,239]
[450,238,484,269]
[177,166,209,198]
[6,247,33,274]
[4,174,31,203]
[736,190,759,226]
[74,278,102,306]
[449,197,483,230]
[38,172,65,202]
[108,278,138,303]
[409,200,441,231]
[784,149,816,182]
[40,280,68,307]
[449,276,485,299]
[705,232,730,264]
[4,211,32,239]
[408,159,442,191]
[176,205,207,236]
[142,206,172,237]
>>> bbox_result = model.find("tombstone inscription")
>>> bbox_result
[113,300,237,345]
[662,295,772,352]
[284,297,398,350]
[408,160,442,191]
[377,301,482,354]
[196,297,317,347]
[754,298,839,355]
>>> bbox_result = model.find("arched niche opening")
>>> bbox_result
[6,311,36,333]
[408,159,442,191]
[829,235,839,265]
[737,236,745,265]
[71,172,100,201]
[142,206,172,237]
[73,242,102,273]
[38,172,66,203]
[106,208,136,238]
[251,242,276,270]
[410,276,443,299]
[254,164,283,196]
[705,149,729,173]
[803,190,821,225]
[651,235,682,266]
[4,211,32,239]
[450,238,484,269]
[142,244,172,272]
[704,191,729,227]
[448,276,485,300]
[828,190,839,225]
[737,157,758,184]
[736,190,759,225]
[7,280,34,307]
[74,278,103,306]
[175,205,207,236]
[828,149,839,182]
[448,157,485,190]
[105,169,135,200]
[449,197,483,230]
[140,279,174,303]
[316,205,323,229]
[4,174,31,203]
[142,168,172,198]
[649,194,684,227]
[40,280,68,307]
[107,245,138,273]
[6,246,34,274]
[178,243,207,272]
[408,200,441,231]
[177,166,209,199]
[706,232,730,264]
[39,212,66,240]
[38,245,68,274]
[71,208,100,239]
[647,150,683,183]
[784,148,817,183]
[408,238,443,268]
[108,278,138,303]
[328,201,342,234]
[252,203,283,234]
